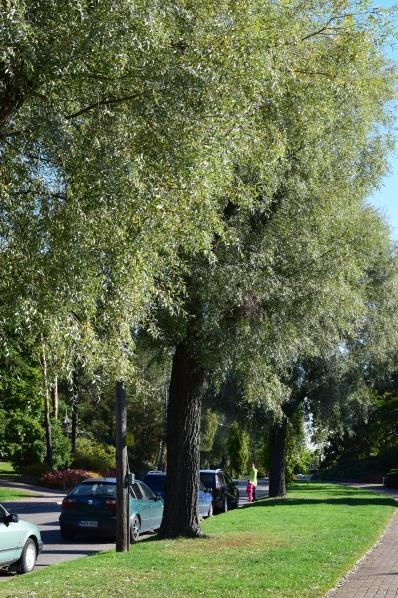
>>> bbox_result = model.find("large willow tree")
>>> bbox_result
[156,1,397,536]
[0,1,396,535]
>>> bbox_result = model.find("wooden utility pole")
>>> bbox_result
[115,380,129,551]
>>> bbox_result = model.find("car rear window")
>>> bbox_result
[200,473,215,488]
[70,483,116,497]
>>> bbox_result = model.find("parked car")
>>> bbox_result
[142,471,213,518]
[200,469,239,513]
[59,477,163,542]
[0,502,42,573]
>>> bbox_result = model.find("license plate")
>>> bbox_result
[78,520,98,528]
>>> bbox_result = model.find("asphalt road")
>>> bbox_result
[0,477,269,578]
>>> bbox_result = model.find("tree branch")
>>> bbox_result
[65,92,143,120]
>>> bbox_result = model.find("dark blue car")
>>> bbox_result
[143,471,213,518]
[59,477,163,542]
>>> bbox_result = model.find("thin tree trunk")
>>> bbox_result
[268,419,287,498]
[51,376,59,420]
[159,340,204,539]
[156,385,168,471]
[71,371,78,453]
[41,341,53,469]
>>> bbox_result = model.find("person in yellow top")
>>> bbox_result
[249,462,258,501]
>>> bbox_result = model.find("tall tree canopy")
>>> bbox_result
[0,0,396,536]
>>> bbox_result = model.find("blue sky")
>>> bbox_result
[367,0,397,239]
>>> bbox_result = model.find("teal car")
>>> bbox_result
[59,477,164,542]
[0,503,42,573]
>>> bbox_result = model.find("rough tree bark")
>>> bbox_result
[159,339,204,538]
[268,418,288,498]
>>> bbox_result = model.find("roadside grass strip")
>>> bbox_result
[1,483,395,597]
[0,463,21,481]
[0,488,36,501]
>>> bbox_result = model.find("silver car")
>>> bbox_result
[0,503,43,573]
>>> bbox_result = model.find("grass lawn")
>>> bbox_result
[0,461,21,480]
[0,463,35,500]
[1,483,395,598]
[0,487,36,501]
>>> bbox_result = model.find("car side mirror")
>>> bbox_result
[5,513,19,526]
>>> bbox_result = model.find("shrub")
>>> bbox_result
[384,468,398,489]
[319,454,390,482]
[22,462,50,481]
[40,469,100,489]
[51,421,72,470]
[71,437,116,471]
[8,413,46,471]
[9,416,71,472]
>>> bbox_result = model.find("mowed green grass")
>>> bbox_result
[1,484,395,598]
[0,487,35,501]
[0,461,21,481]
[0,462,35,500]
[0,462,15,475]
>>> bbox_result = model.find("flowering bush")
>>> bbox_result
[40,469,100,489]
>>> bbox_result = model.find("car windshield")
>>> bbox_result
[143,476,165,492]
[70,482,116,497]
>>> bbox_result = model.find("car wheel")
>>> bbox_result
[60,527,75,541]
[130,516,141,543]
[207,503,213,518]
[19,538,37,573]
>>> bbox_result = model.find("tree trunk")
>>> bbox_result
[0,69,34,130]
[41,342,53,468]
[156,385,168,471]
[71,372,78,453]
[159,340,204,538]
[115,380,129,552]
[268,419,288,498]
[51,376,59,420]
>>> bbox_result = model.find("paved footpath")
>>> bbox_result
[328,484,398,598]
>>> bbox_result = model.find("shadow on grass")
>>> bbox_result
[248,496,397,508]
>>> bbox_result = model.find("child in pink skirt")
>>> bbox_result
[246,480,254,502]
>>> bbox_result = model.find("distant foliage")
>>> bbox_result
[10,418,71,472]
[227,422,249,477]
[200,409,220,453]
[71,437,116,472]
